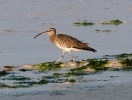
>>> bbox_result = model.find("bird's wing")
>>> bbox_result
[83,43,89,45]
[55,34,96,52]
[56,34,83,47]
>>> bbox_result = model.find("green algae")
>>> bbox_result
[58,59,109,76]
[53,73,62,77]
[14,79,48,87]
[64,59,109,76]
[32,62,62,71]
[101,53,132,70]
[65,71,88,76]
[101,19,123,25]
[95,29,111,33]
[5,30,13,32]
[122,66,132,70]
[35,79,48,85]
[74,21,95,26]
[115,53,132,59]
[41,75,76,83]
[109,19,123,25]
[0,70,7,76]
[0,83,29,89]
[82,21,94,26]
[120,58,132,67]
[68,79,76,83]
[102,53,132,60]
[102,30,111,32]
[1,53,132,89]
[86,59,109,71]
[19,69,32,72]
[2,75,31,81]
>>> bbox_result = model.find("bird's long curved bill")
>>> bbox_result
[34,32,45,39]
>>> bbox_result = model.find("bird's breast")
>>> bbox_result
[55,43,65,50]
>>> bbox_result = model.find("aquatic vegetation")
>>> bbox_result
[0,70,7,76]
[68,79,76,83]
[74,21,95,26]
[120,58,132,66]
[0,83,29,88]
[119,58,132,70]
[15,79,48,87]
[101,19,123,25]
[61,59,109,76]
[82,21,94,26]
[115,53,132,59]
[2,75,31,81]
[86,59,109,71]
[102,53,132,60]
[102,30,111,32]
[122,66,132,70]
[19,69,32,72]
[95,29,111,33]
[5,30,13,32]
[70,66,87,72]
[32,62,62,71]
[53,73,62,77]
[65,71,89,76]
[41,75,76,83]
[1,53,132,89]
[35,79,48,85]
[100,53,132,69]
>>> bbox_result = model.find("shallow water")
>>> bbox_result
[0,0,132,100]
[0,70,132,100]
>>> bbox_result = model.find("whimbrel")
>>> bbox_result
[34,28,97,63]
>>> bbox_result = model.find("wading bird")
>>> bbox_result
[34,28,97,63]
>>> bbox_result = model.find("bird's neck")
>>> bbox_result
[49,33,56,44]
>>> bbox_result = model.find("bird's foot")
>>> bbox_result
[54,61,59,64]
[52,61,62,68]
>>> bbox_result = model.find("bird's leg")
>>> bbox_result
[54,50,65,64]
[68,51,75,62]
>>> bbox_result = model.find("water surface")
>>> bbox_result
[0,1,132,99]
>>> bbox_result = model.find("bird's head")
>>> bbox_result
[34,28,56,39]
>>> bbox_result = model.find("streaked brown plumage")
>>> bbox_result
[34,28,97,63]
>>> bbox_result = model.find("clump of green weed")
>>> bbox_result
[120,58,132,66]
[19,69,32,72]
[33,62,62,71]
[5,30,13,32]
[74,20,95,26]
[120,58,132,70]
[101,19,123,25]
[0,70,7,76]
[0,83,29,88]
[2,75,31,81]
[95,29,111,33]
[68,79,76,83]
[86,59,109,71]
[115,53,132,59]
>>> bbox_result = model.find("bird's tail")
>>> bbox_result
[73,45,97,52]
[86,47,97,52]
